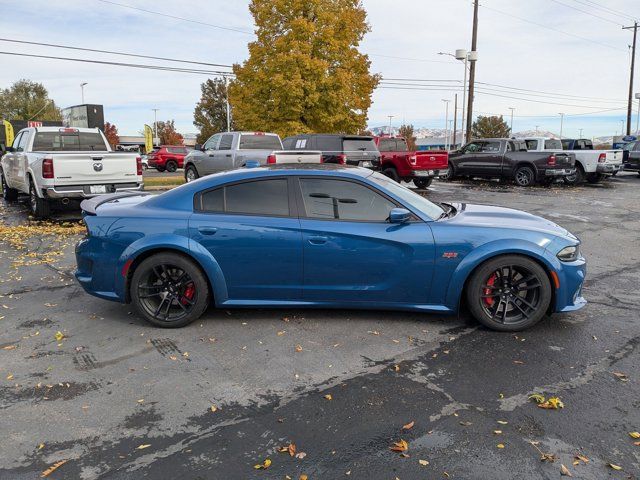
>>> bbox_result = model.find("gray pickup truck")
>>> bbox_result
[445,138,576,186]
[183,131,321,182]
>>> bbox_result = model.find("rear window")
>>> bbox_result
[32,132,108,151]
[377,138,396,152]
[239,134,282,150]
[343,138,377,153]
[167,147,187,154]
[544,139,562,150]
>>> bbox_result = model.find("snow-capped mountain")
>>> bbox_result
[369,126,451,138]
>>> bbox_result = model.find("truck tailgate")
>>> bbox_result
[553,152,575,167]
[48,152,139,185]
[414,151,449,170]
[605,150,622,164]
[273,150,322,164]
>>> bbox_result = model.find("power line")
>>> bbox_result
[572,0,638,22]
[547,0,624,26]
[95,0,253,35]
[0,37,234,69]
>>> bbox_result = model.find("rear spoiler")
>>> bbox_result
[80,192,151,215]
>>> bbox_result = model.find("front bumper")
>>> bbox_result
[554,256,587,313]
[596,163,621,174]
[45,183,144,199]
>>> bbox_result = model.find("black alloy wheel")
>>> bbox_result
[466,255,551,331]
[165,160,178,173]
[131,253,209,327]
[514,166,535,187]
[413,177,433,189]
[564,164,585,185]
[1,170,18,201]
[382,167,400,183]
[441,163,455,181]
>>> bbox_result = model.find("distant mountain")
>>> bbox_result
[369,126,453,139]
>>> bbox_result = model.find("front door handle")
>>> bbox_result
[308,235,328,245]
[225,154,232,158]
[197,226,218,235]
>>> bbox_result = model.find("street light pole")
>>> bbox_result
[80,82,88,104]
[152,108,159,146]
[535,125,540,135]
[558,113,565,139]
[623,22,638,136]
[387,115,394,136]
[442,99,450,150]
[224,76,231,132]
[508,107,515,134]
[579,128,583,138]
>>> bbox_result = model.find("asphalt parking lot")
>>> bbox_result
[1,174,639,479]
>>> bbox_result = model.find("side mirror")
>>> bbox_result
[389,208,411,224]
[3,146,14,153]
[194,143,203,152]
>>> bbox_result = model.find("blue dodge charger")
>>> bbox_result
[75,165,586,331]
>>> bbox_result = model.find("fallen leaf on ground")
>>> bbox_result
[168,355,177,361]
[41,459,67,477]
[608,463,622,470]
[574,454,589,464]
[418,459,429,466]
[459,421,472,426]
[210,405,218,412]
[538,397,564,409]
[137,399,144,404]
[497,444,505,449]
[37,443,45,450]
[299,475,308,480]
[324,394,332,401]
[277,331,285,336]
[629,432,640,439]
[402,421,414,430]
[633,441,640,446]
[560,464,572,476]
[2,345,16,350]
[541,453,557,462]
[497,420,508,425]
[368,330,380,335]
[529,393,545,404]
[393,364,400,372]
[295,452,307,459]
[390,439,409,452]
[613,372,628,381]
[253,458,271,469]
[6,374,13,380]
[54,331,64,342]
[295,345,303,352]
[136,444,151,450]
[44,303,57,307]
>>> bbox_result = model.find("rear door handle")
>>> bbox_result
[225,154,232,157]
[198,226,218,235]
[308,235,328,245]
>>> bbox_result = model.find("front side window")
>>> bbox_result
[463,142,483,153]
[299,178,396,221]
[199,179,289,216]
[204,134,220,151]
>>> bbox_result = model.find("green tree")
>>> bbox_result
[155,120,184,145]
[229,0,380,138]
[193,78,233,144]
[398,124,416,150]
[0,79,62,121]
[471,115,511,139]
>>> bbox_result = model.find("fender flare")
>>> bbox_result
[444,238,557,309]
[115,234,229,304]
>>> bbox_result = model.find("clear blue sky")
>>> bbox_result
[2,0,638,137]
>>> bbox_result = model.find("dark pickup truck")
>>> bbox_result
[622,140,640,175]
[444,138,576,186]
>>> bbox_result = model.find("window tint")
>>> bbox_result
[482,141,501,153]
[525,140,538,150]
[12,132,23,150]
[225,179,289,216]
[464,142,484,153]
[396,138,409,152]
[300,178,396,221]
[315,136,342,152]
[79,132,108,151]
[561,139,572,150]
[167,147,187,154]
[378,138,396,152]
[282,137,296,149]
[238,134,282,150]
[204,134,220,151]
[201,188,224,212]
[343,138,377,153]
[219,134,234,150]
[33,132,80,151]
[544,139,562,150]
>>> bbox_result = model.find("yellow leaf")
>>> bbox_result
[136,444,151,450]
[6,373,13,380]
[288,443,296,457]
[402,421,415,430]
[390,439,409,452]
[560,464,572,477]
[608,463,622,470]
[300,475,308,480]
[633,441,640,446]
[137,399,144,404]
[38,443,45,450]
[2,345,16,350]
[54,331,64,342]
[574,454,589,463]
[254,458,272,469]
[538,397,564,409]
[629,432,640,439]
[41,459,67,477]
[210,405,218,413]
[497,443,505,449]
[418,459,429,466]
[295,344,303,352]
[529,393,545,404]
[324,394,332,401]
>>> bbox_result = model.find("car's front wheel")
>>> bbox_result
[413,177,433,189]
[130,253,210,328]
[165,160,178,173]
[185,165,199,183]
[1,169,19,202]
[466,255,552,332]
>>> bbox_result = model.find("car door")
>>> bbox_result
[213,133,236,170]
[199,134,221,175]
[630,141,640,168]
[478,140,505,177]
[296,177,435,303]
[3,132,21,188]
[189,177,303,302]
[13,131,30,191]
[454,141,484,175]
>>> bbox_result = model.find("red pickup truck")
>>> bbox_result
[374,136,449,188]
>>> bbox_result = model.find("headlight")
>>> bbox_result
[557,245,580,262]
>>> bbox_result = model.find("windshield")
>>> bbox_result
[239,134,282,150]
[369,172,445,220]
[623,142,636,151]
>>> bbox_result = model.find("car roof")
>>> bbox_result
[32,127,102,133]
[283,134,374,140]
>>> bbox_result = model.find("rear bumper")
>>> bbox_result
[540,167,575,178]
[45,183,144,199]
[596,163,621,174]
[622,162,640,172]
[411,169,439,178]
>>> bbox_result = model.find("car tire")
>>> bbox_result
[466,255,552,332]
[564,164,584,185]
[1,169,19,202]
[382,167,400,183]
[413,177,433,189]
[156,166,166,173]
[29,178,51,218]
[441,163,456,181]
[514,166,535,187]
[130,252,210,328]
[185,165,200,183]
[165,160,178,173]
[586,173,604,184]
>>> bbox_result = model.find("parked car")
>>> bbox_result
[621,140,640,175]
[0,127,142,217]
[147,145,188,172]
[140,155,149,171]
[282,134,381,170]
[183,131,320,182]
[75,164,586,332]
[558,138,622,184]
[373,135,448,188]
[445,138,576,186]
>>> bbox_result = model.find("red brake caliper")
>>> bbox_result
[181,282,195,305]
[484,273,497,306]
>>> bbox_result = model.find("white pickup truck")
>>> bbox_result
[0,127,143,217]
[522,136,622,184]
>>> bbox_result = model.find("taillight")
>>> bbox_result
[547,155,556,166]
[42,157,54,179]
[409,155,417,165]
[136,156,143,175]
[267,154,277,164]
[598,153,607,163]
[338,154,347,164]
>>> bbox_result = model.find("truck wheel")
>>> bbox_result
[564,164,584,185]
[514,166,535,187]
[29,179,51,218]
[185,165,200,183]
[165,160,178,173]
[586,173,605,184]
[413,177,433,189]
[1,169,19,202]
[441,163,456,181]
[382,167,400,183]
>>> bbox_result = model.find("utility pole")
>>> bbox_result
[224,76,231,132]
[636,92,640,134]
[535,125,540,135]
[466,0,479,141]
[558,113,565,139]
[152,108,159,146]
[623,22,638,136]
[579,128,583,138]
[387,115,394,136]
[453,93,458,148]
[80,82,88,104]
[508,107,515,135]
[442,99,450,150]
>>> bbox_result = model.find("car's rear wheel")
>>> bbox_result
[586,173,604,184]
[185,165,199,183]
[382,167,400,183]
[466,255,552,332]
[29,178,51,218]
[441,163,456,181]
[1,169,18,202]
[165,160,178,173]
[514,166,535,187]
[156,166,166,172]
[131,253,210,328]
[564,164,584,185]
[413,177,433,189]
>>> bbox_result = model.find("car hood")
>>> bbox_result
[445,203,576,240]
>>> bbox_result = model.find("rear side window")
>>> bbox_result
[32,132,107,151]
[199,179,289,216]
[219,134,234,150]
[525,140,538,150]
[168,147,187,154]
[282,137,296,149]
[396,138,409,151]
[299,178,396,222]
[239,134,282,150]
[544,139,562,150]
